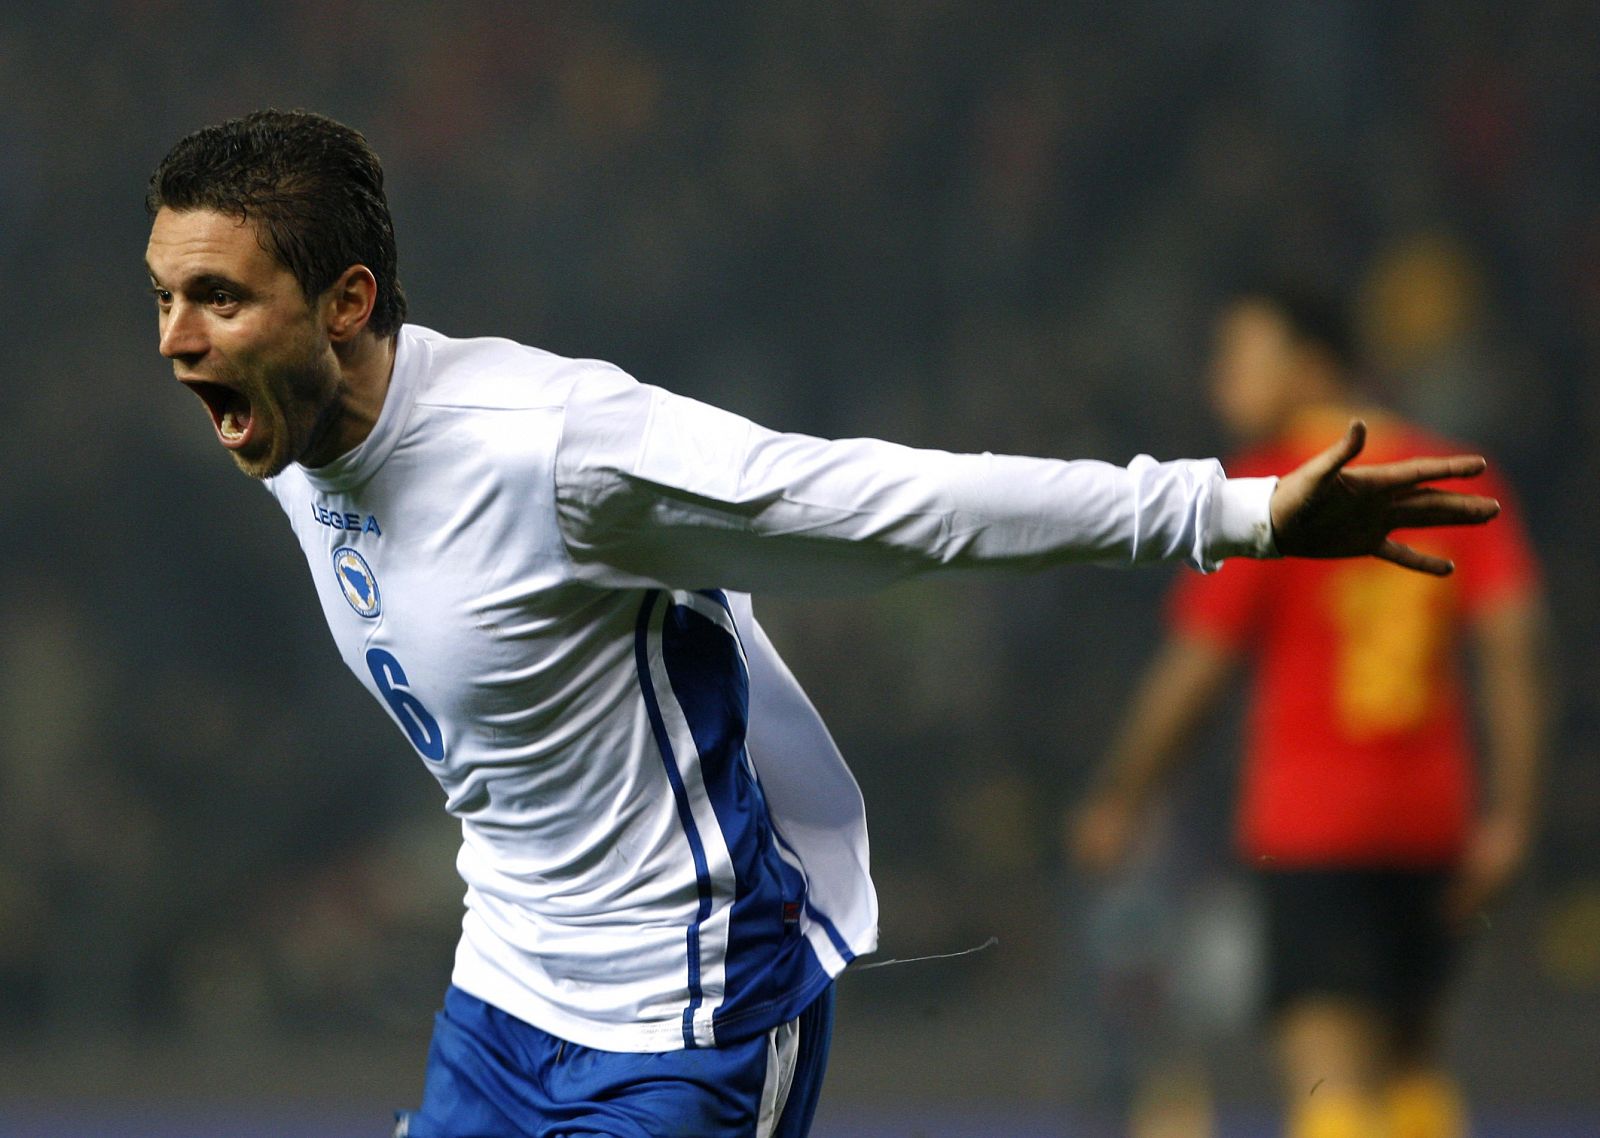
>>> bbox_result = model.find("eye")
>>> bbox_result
[150,286,172,307]
[208,289,238,308]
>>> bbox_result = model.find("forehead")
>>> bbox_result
[145,207,284,282]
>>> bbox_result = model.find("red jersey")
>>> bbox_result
[1169,409,1539,868]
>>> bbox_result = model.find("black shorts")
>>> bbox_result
[1259,867,1457,1035]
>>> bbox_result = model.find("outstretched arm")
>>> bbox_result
[557,373,1502,593]
[1270,420,1500,575]
[555,367,1278,593]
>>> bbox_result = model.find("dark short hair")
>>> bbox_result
[1235,283,1356,372]
[147,109,407,338]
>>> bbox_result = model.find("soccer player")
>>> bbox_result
[143,112,1501,1138]
[1073,286,1546,1138]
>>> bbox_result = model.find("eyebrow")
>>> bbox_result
[145,265,252,296]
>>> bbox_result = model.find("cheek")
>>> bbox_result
[287,353,341,410]
[257,330,334,404]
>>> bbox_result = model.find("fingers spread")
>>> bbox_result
[1386,490,1501,529]
[1342,454,1489,490]
[1326,420,1367,475]
[1299,420,1368,485]
[1337,419,1367,467]
[1376,539,1455,576]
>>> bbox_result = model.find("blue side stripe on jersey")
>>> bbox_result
[805,899,855,964]
[633,589,714,1049]
[659,590,823,1042]
[769,824,856,965]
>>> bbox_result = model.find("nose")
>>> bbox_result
[158,299,207,363]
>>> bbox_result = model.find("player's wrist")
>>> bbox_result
[1214,476,1280,562]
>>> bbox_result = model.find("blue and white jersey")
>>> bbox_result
[267,324,1276,1052]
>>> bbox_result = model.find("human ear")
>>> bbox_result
[324,265,378,342]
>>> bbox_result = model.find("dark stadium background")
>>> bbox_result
[1,2,1596,1134]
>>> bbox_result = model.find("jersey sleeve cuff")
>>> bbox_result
[1210,476,1280,562]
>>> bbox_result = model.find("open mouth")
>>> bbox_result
[183,379,256,449]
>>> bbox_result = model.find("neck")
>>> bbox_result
[303,331,398,468]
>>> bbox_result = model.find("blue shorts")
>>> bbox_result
[394,984,835,1138]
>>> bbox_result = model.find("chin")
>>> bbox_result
[230,451,290,480]
[228,431,296,479]
[231,403,321,479]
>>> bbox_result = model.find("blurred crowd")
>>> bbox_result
[1,0,1598,1109]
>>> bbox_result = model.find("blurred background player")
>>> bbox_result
[1072,285,1548,1138]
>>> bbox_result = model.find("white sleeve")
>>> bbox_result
[553,367,1278,594]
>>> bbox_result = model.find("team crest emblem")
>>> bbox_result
[332,546,381,618]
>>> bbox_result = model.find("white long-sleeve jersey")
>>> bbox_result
[265,324,1277,1052]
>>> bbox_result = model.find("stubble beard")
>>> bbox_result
[230,341,345,481]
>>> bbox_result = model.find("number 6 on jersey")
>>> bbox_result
[366,647,446,761]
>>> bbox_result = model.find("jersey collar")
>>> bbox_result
[297,323,429,492]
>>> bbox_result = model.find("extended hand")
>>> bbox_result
[1269,420,1500,576]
